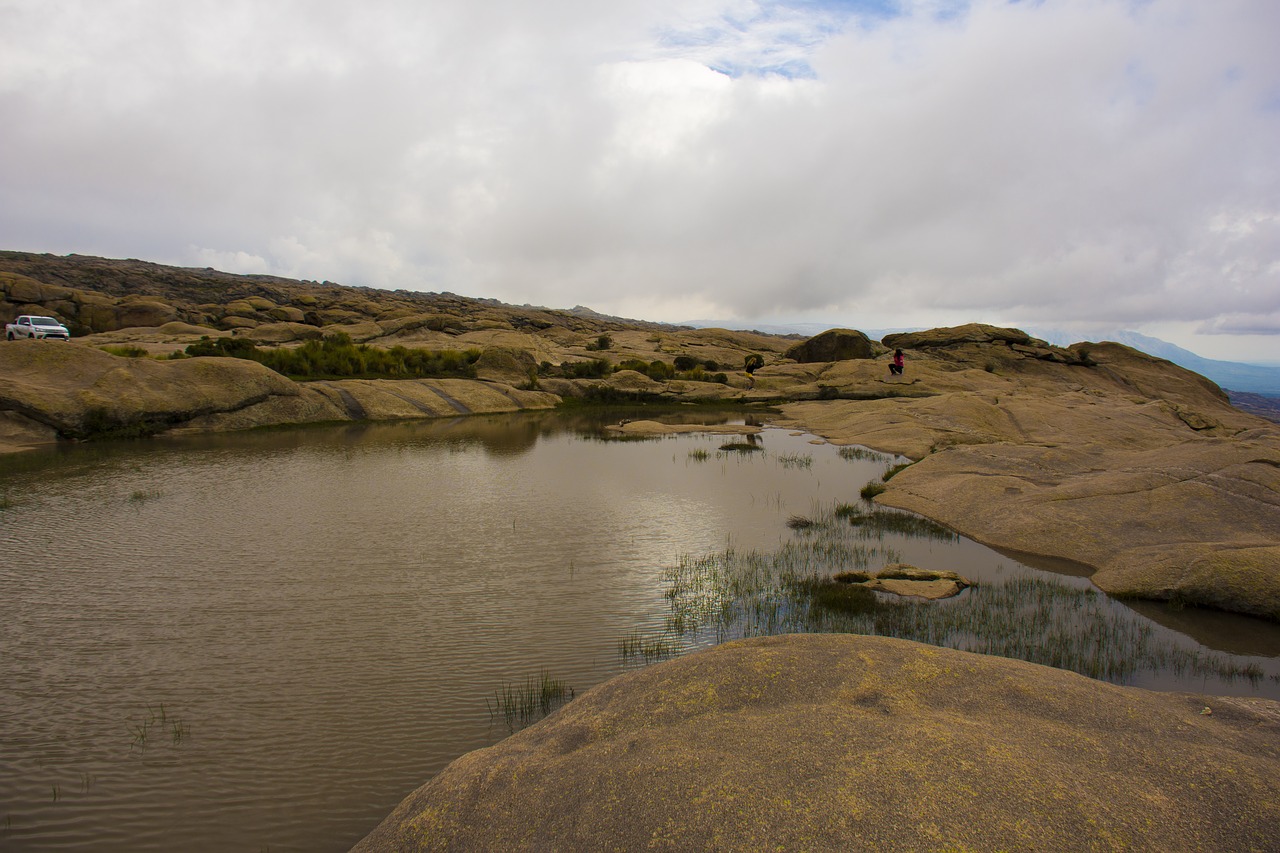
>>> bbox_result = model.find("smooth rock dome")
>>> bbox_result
[353,634,1280,852]
[783,328,878,363]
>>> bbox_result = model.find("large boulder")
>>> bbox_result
[0,341,301,438]
[244,322,323,344]
[115,298,178,328]
[882,323,1039,349]
[354,634,1280,852]
[474,346,537,384]
[785,328,878,363]
[883,324,1089,367]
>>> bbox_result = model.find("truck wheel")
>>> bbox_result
[5,332,13,340]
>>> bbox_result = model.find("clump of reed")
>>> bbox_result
[859,481,886,500]
[688,448,710,462]
[129,488,162,504]
[488,671,576,731]
[833,504,957,542]
[648,502,1266,688]
[838,446,891,463]
[128,703,188,753]
[776,452,813,469]
[619,630,681,664]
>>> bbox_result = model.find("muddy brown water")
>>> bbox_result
[2,409,1277,851]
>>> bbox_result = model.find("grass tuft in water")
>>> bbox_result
[838,446,891,463]
[129,703,186,753]
[859,481,886,500]
[834,504,957,541]
[619,630,681,663]
[776,452,813,469]
[648,502,1265,688]
[688,448,710,462]
[487,671,576,731]
[129,489,162,504]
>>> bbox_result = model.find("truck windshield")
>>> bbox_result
[31,317,60,324]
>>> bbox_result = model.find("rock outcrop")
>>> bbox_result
[834,564,971,599]
[884,322,1091,365]
[783,327,878,363]
[0,341,560,447]
[777,335,1280,619]
[353,634,1280,852]
[0,339,314,440]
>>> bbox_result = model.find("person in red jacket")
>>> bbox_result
[889,348,905,375]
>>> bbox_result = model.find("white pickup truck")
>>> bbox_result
[5,314,71,340]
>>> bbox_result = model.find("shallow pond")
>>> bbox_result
[1,409,1277,851]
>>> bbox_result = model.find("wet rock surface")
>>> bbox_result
[834,564,972,599]
[353,634,1280,852]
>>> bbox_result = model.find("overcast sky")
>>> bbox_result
[3,0,1278,360]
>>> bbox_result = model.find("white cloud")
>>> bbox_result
[2,0,1279,357]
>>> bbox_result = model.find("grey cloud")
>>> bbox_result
[1,0,1278,356]
[1197,313,1280,336]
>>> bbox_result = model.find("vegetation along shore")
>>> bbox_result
[3,250,1276,623]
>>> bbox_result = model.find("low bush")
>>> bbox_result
[183,333,480,380]
[561,358,612,379]
[100,345,150,358]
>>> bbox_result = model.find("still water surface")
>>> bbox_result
[2,410,1278,851]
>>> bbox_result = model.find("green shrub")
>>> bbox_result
[562,359,611,379]
[614,359,651,374]
[185,336,257,358]
[100,345,149,358]
[673,355,698,371]
[183,333,480,380]
[646,360,674,381]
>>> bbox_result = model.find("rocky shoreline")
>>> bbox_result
[5,254,1280,850]
[2,319,1278,622]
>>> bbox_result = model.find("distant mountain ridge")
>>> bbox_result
[1031,329,1280,397]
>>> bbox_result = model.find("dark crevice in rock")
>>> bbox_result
[418,382,471,414]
